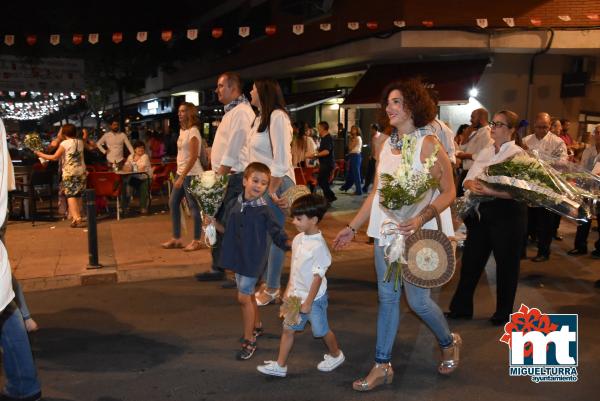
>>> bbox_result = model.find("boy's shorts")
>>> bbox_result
[284,293,330,338]
[235,273,258,296]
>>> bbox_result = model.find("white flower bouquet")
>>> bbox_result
[473,153,590,222]
[378,134,440,290]
[187,171,228,246]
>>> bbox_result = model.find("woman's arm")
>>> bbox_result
[36,146,65,161]
[464,179,512,199]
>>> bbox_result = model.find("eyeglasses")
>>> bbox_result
[489,121,510,128]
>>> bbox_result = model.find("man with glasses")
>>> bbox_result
[523,112,568,262]
[455,108,492,195]
[568,125,600,258]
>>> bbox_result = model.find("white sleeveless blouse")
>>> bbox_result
[366,135,455,239]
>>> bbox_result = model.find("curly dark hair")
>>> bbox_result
[380,78,437,129]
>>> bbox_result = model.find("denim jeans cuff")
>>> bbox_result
[374,356,391,364]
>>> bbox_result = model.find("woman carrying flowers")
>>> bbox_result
[161,102,203,251]
[36,124,86,228]
[333,79,460,391]
[447,110,528,326]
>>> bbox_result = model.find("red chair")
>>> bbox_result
[93,163,110,172]
[301,166,318,189]
[150,163,177,207]
[86,165,96,173]
[87,172,123,220]
[294,167,307,185]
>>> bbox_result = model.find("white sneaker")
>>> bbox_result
[317,351,345,372]
[257,360,287,377]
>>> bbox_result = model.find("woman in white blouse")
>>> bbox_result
[340,125,363,195]
[248,79,296,306]
[161,102,203,251]
[447,110,527,326]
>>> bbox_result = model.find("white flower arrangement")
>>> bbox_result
[187,171,228,246]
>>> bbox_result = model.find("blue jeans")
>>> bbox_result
[263,176,295,290]
[170,175,201,240]
[1,302,41,398]
[285,293,330,337]
[341,153,362,195]
[374,239,453,363]
[235,274,259,296]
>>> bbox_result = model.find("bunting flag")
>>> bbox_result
[188,28,199,40]
[265,25,277,36]
[72,34,83,45]
[210,28,222,39]
[366,21,378,30]
[4,35,15,46]
[161,30,172,42]
[50,34,60,46]
[347,22,359,30]
[530,18,542,26]
[503,17,515,27]
[4,15,600,48]
[112,32,123,44]
[292,24,304,35]
[136,31,148,43]
[239,26,250,37]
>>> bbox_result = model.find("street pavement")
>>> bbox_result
[2,189,599,400]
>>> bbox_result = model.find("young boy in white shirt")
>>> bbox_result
[257,194,344,377]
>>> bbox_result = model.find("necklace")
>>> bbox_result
[389,130,405,151]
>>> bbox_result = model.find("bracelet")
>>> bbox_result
[346,224,357,235]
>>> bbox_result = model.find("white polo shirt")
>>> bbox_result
[523,132,568,161]
[288,232,331,303]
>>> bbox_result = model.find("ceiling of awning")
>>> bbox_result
[343,59,489,106]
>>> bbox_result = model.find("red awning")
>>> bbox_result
[343,59,488,106]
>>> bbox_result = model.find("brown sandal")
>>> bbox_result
[352,363,394,392]
[183,240,202,252]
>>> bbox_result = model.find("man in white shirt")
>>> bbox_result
[196,71,255,282]
[431,119,457,165]
[96,120,134,166]
[0,118,42,401]
[522,112,568,262]
[455,108,492,194]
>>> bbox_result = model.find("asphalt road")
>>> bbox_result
[3,244,599,401]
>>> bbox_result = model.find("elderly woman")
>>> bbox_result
[446,110,527,326]
[333,79,460,391]
[340,125,363,195]
[247,79,296,307]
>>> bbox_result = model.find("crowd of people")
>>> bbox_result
[2,68,600,399]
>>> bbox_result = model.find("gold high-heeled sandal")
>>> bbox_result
[439,333,462,375]
[352,362,394,392]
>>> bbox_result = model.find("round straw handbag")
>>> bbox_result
[403,206,456,288]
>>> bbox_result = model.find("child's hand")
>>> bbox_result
[300,302,312,314]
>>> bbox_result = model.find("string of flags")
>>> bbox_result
[3,15,599,46]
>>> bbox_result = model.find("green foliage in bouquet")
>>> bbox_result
[486,157,560,192]
[379,173,438,210]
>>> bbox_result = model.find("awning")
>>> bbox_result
[286,88,347,112]
[343,59,489,106]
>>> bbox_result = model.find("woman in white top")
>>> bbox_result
[447,110,528,326]
[161,102,203,251]
[290,123,316,167]
[122,140,153,215]
[247,79,296,306]
[340,125,363,195]
[36,124,86,228]
[333,79,460,391]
